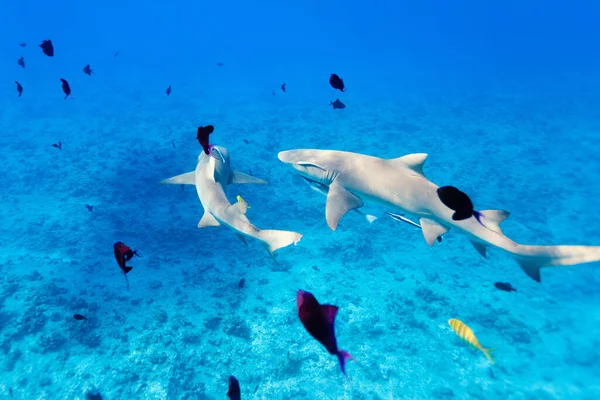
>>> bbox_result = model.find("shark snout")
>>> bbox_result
[277,150,297,164]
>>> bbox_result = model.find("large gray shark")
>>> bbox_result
[161,146,303,256]
[278,149,600,282]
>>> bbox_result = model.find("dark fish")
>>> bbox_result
[281,83,286,92]
[9,387,12,397]
[227,376,240,400]
[15,81,23,97]
[17,57,25,68]
[197,125,215,155]
[113,241,140,291]
[217,62,224,67]
[166,85,172,96]
[86,391,103,400]
[329,74,345,92]
[489,367,495,379]
[83,64,93,76]
[172,140,175,148]
[85,204,93,212]
[52,141,62,150]
[238,278,245,289]
[60,78,72,99]
[297,289,354,377]
[329,99,345,110]
[271,90,276,96]
[242,139,249,144]
[494,282,516,292]
[40,40,54,57]
[73,313,87,320]
[19,42,26,47]
[437,186,481,222]
[114,51,119,57]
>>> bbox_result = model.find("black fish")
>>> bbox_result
[197,125,215,155]
[297,289,354,377]
[60,78,71,99]
[166,85,172,96]
[494,282,516,292]
[437,186,481,222]
[17,57,25,68]
[242,139,249,144]
[19,42,26,47]
[172,140,176,148]
[52,141,62,150]
[16,81,23,97]
[227,376,240,400]
[73,313,87,320]
[329,99,345,109]
[86,391,103,400]
[238,278,245,289]
[40,40,54,57]
[329,73,345,92]
[9,387,12,397]
[85,204,94,212]
[83,64,93,76]
[281,83,286,92]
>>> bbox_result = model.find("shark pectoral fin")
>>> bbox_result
[198,212,220,228]
[160,171,196,185]
[229,170,267,185]
[325,183,364,231]
[229,200,249,215]
[235,233,248,246]
[478,210,510,234]
[470,240,487,258]
[419,218,449,246]
[389,153,428,177]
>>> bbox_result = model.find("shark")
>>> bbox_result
[278,149,600,282]
[161,146,303,256]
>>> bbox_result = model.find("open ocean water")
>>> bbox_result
[1,1,600,399]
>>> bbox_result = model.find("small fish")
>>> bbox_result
[297,289,354,377]
[329,99,345,110]
[281,83,286,92]
[17,56,25,68]
[437,186,481,222]
[40,40,54,57]
[329,73,345,92]
[73,313,87,320]
[166,85,172,96]
[113,242,140,291]
[52,141,62,150]
[19,42,26,47]
[83,64,93,76]
[86,392,103,400]
[493,282,516,292]
[448,318,494,363]
[217,62,224,67]
[386,212,444,243]
[271,90,276,96]
[15,81,23,97]
[236,195,250,208]
[227,376,240,400]
[60,78,72,99]
[171,140,176,148]
[238,278,245,289]
[197,125,215,155]
[114,51,119,57]
[85,204,93,212]
[242,139,249,144]
[9,387,13,397]
[489,367,495,379]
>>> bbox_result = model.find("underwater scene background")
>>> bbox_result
[1,0,600,399]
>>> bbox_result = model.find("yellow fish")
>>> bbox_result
[448,318,494,363]
[236,195,250,208]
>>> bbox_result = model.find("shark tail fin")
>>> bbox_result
[514,245,600,282]
[258,229,303,255]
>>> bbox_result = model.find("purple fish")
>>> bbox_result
[296,289,354,377]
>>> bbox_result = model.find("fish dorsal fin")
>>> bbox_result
[478,210,510,234]
[229,170,267,185]
[326,182,364,231]
[419,218,450,246]
[198,211,220,228]
[160,171,196,185]
[321,305,338,324]
[389,153,428,176]
[296,161,326,171]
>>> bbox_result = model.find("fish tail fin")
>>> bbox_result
[365,214,377,224]
[123,266,133,273]
[336,350,354,378]
[513,245,600,282]
[257,229,303,255]
[482,347,495,364]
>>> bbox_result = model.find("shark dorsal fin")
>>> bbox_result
[296,161,326,171]
[389,153,428,177]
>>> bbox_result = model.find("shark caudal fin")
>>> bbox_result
[258,229,303,255]
[514,245,600,282]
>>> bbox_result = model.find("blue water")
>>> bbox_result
[2,1,600,399]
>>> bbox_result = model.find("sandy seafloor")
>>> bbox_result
[1,74,600,400]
